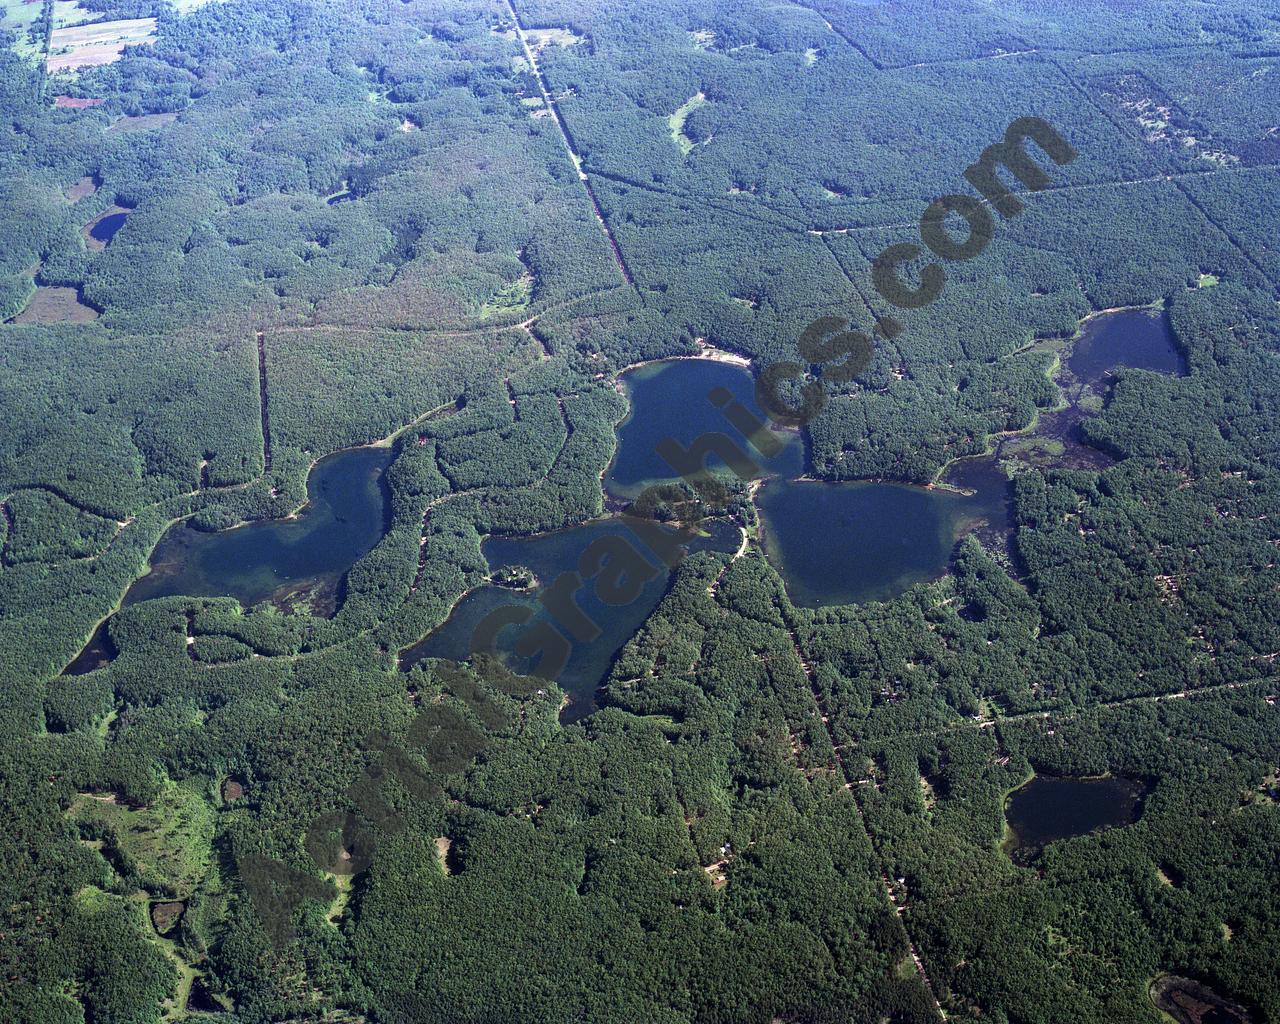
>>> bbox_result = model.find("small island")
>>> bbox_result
[490,565,538,591]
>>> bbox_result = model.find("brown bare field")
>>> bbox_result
[53,95,103,108]
[66,175,98,201]
[8,287,99,324]
[47,17,157,72]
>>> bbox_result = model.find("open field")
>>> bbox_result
[0,0,42,35]
[70,780,214,897]
[106,111,180,132]
[47,16,157,72]
[8,286,98,324]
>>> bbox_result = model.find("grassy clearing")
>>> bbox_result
[434,836,453,875]
[168,0,228,13]
[669,92,706,156]
[106,111,178,133]
[1196,272,1220,288]
[325,872,354,924]
[1002,435,1067,464]
[71,778,214,897]
[525,27,583,52]
[9,286,99,324]
[689,29,715,51]
[0,0,42,36]
[1,0,49,61]
[476,272,533,319]
[50,0,99,30]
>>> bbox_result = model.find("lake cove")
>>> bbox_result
[1002,773,1148,865]
[127,447,392,615]
[1000,306,1187,473]
[1067,306,1186,382]
[400,516,741,722]
[756,475,1006,607]
[606,356,1008,607]
[63,446,391,673]
[605,358,802,499]
[750,306,1190,606]
[63,618,116,676]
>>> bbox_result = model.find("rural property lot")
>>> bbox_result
[47,17,157,72]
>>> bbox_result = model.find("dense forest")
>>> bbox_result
[2,0,1278,1022]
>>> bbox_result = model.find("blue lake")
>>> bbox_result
[1067,307,1186,382]
[88,210,129,246]
[400,516,740,721]
[128,447,392,613]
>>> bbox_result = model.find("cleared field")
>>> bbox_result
[668,91,707,155]
[8,286,99,324]
[65,174,98,201]
[50,0,99,30]
[0,0,46,61]
[0,0,42,34]
[47,16,157,72]
[53,94,103,108]
[69,781,214,896]
[2,0,110,60]
[524,26,583,52]
[106,111,179,133]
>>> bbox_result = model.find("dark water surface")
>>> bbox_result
[609,357,1011,607]
[1067,307,1186,381]
[186,976,223,1014]
[129,446,392,613]
[757,477,1004,606]
[88,211,129,245]
[401,516,740,721]
[606,359,802,498]
[66,312,1185,685]
[63,619,117,676]
[749,307,1187,607]
[1003,774,1147,864]
[64,447,391,674]
[1150,975,1253,1024]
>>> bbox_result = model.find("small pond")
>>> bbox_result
[1003,773,1147,865]
[1067,307,1186,382]
[88,211,129,246]
[1150,975,1253,1024]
